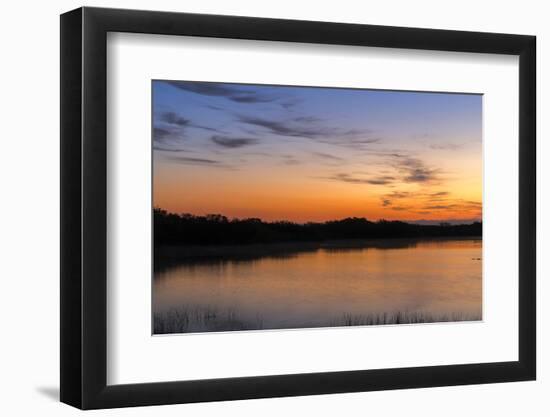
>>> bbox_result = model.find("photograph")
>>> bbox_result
[152,80,483,334]
[54,4,538,411]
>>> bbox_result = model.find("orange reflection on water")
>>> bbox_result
[154,238,482,332]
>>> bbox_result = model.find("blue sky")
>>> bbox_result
[152,80,482,223]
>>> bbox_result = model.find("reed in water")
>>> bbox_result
[154,306,481,334]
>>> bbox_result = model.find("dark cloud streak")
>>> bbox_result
[211,136,260,148]
[161,155,237,171]
[153,127,172,141]
[236,114,378,150]
[389,155,440,184]
[161,112,190,127]
[163,155,221,165]
[166,81,277,104]
[328,173,395,186]
[153,146,189,152]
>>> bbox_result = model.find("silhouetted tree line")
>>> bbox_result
[154,208,482,246]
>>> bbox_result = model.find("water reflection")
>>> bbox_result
[153,238,482,334]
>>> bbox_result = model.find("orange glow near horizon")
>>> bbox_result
[153,152,482,223]
[153,81,482,224]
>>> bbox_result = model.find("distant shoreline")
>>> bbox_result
[154,236,482,268]
[154,209,482,248]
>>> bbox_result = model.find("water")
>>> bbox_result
[153,238,482,334]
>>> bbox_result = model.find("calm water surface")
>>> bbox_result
[153,238,482,333]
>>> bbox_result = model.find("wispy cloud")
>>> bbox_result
[161,112,190,127]
[153,127,172,142]
[163,155,221,165]
[389,155,440,183]
[380,189,451,208]
[237,115,320,138]
[194,125,226,133]
[429,191,450,197]
[281,155,302,165]
[386,191,411,199]
[328,173,396,186]
[153,126,188,151]
[166,81,277,104]
[236,114,378,150]
[422,200,481,211]
[159,111,226,134]
[378,187,481,218]
[294,116,322,123]
[211,135,260,148]
[161,155,237,171]
[312,152,344,161]
[424,204,452,210]
[154,146,189,152]
[366,176,397,185]
[383,190,448,201]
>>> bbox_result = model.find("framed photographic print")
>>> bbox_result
[60,7,536,409]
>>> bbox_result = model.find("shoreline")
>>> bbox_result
[154,236,482,264]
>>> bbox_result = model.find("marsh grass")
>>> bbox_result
[330,311,481,326]
[153,306,264,334]
[154,306,481,334]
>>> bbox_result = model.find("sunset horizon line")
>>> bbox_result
[154,207,481,226]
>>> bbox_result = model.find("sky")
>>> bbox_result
[152,80,482,223]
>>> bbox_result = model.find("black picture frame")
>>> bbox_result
[60,6,536,410]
